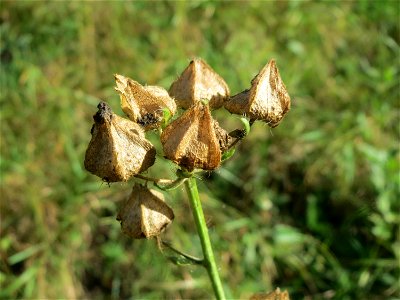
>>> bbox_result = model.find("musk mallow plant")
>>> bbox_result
[84,58,291,299]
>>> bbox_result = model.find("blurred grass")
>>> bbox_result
[1,1,399,299]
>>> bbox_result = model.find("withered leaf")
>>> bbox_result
[84,102,156,182]
[169,58,230,109]
[161,102,221,171]
[116,184,174,239]
[224,59,291,127]
[114,74,177,130]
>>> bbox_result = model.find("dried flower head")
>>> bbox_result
[115,74,177,130]
[161,102,222,171]
[169,58,230,109]
[116,184,174,239]
[84,102,156,182]
[224,59,291,127]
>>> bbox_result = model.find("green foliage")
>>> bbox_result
[1,1,399,299]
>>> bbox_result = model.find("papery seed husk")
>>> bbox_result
[114,74,176,130]
[213,119,233,153]
[169,58,230,109]
[116,184,174,239]
[224,59,291,127]
[161,102,221,171]
[84,102,156,182]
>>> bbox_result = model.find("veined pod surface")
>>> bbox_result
[116,184,174,239]
[161,102,222,171]
[115,74,177,130]
[224,59,291,127]
[84,102,156,182]
[169,58,230,109]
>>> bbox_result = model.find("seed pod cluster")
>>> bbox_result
[169,58,230,109]
[117,184,174,239]
[84,102,156,182]
[224,59,291,127]
[84,57,291,240]
[115,74,177,130]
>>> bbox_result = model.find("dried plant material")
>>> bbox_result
[161,102,221,171]
[213,119,233,153]
[114,74,177,130]
[224,59,291,127]
[116,184,174,239]
[84,102,156,182]
[249,288,290,300]
[169,58,230,109]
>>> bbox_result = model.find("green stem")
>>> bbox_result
[184,177,226,300]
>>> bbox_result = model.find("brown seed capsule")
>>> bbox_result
[84,102,156,182]
[224,59,291,128]
[161,102,221,171]
[114,74,177,130]
[116,184,174,239]
[249,288,290,300]
[168,58,230,109]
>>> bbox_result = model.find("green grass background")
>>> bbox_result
[1,1,399,299]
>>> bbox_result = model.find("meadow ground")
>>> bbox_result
[1,2,399,299]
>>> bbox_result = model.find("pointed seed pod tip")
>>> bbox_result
[169,58,230,109]
[225,59,291,127]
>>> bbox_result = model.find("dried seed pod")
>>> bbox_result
[116,184,174,239]
[84,102,156,182]
[161,102,221,171]
[114,74,177,130]
[249,288,290,300]
[224,59,291,127]
[169,58,230,109]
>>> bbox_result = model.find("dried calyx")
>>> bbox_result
[224,59,291,128]
[116,184,174,239]
[115,74,177,130]
[161,102,231,172]
[84,102,156,182]
[169,58,230,109]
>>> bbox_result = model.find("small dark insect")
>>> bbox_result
[93,101,113,124]
[229,129,247,140]
[137,113,159,127]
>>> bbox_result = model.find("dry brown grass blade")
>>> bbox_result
[249,288,290,300]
